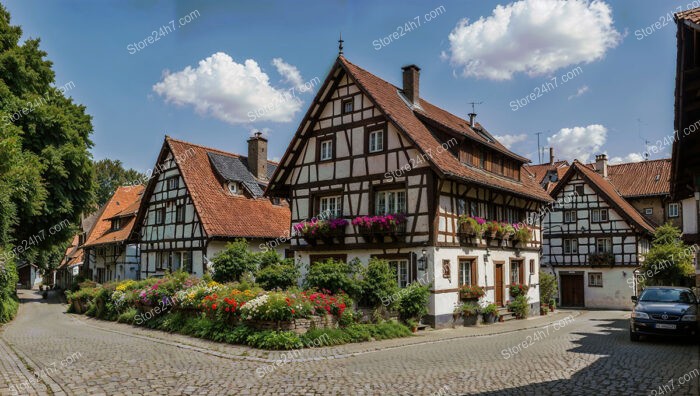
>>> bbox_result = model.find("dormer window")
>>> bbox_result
[227,182,240,195]
[111,219,121,231]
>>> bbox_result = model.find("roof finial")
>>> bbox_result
[338,32,344,56]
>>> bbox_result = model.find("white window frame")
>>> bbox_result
[564,239,578,254]
[154,208,165,225]
[375,190,407,215]
[369,130,384,153]
[320,139,333,161]
[167,177,179,190]
[459,259,474,286]
[588,272,603,287]
[564,210,577,223]
[342,98,354,114]
[111,219,121,231]
[510,262,521,285]
[668,203,680,218]
[592,208,609,223]
[176,204,185,223]
[390,259,410,288]
[644,208,653,215]
[319,196,342,219]
[596,238,611,254]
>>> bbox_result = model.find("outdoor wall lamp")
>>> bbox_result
[417,249,428,271]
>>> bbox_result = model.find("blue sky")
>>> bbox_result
[4,0,683,171]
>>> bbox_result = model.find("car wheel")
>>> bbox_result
[630,330,640,342]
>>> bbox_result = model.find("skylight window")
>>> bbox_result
[477,130,492,143]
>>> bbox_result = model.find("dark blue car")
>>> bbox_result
[630,286,698,341]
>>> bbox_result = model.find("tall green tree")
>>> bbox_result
[0,4,94,272]
[641,223,696,286]
[93,159,145,207]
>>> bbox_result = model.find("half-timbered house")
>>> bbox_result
[133,136,290,279]
[266,55,553,327]
[83,185,144,283]
[542,160,655,309]
[673,8,700,286]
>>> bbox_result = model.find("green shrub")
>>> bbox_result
[508,295,530,318]
[246,330,304,350]
[117,308,138,324]
[224,325,255,344]
[366,321,412,340]
[481,303,498,316]
[211,239,259,283]
[304,259,360,296]
[539,271,558,304]
[396,282,430,321]
[343,324,374,343]
[255,262,299,290]
[460,301,481,316]
[0,255,19,323]
[359,258,400,308]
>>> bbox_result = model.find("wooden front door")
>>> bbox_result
[495,263,504,307]
[560,274,585,307]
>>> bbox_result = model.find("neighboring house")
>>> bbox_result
[16,262,41,289]
[82,185,144,283]
[542,160,655,309]
[673,8,700,287]
[594,158,681,229]
[266,55,553,328]
[132,135,290,279]
[56,235,82,289]
[523,148,569,193]
[56,211,99,289]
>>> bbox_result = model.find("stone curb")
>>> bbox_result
[71,309,582,364]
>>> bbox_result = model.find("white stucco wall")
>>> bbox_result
[682,197,697,235]
[554,266,636,310]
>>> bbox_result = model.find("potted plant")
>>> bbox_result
[294,220,320,246]
[540,305,549,315]
[374,213,408,242]
[500,223,515,240]
[549,298,556,311]
[461,302,481,326]
[508,295,529,319]
[323,218,348,244]
[452,304,462,327]
[406,318,418,333]
[481,303,498,324]
[509,284,529,299]
[458,215,485,236]
[484,221,501,239]
[459,285,486,301]
[352,216,375,243]
[513,225,531,246]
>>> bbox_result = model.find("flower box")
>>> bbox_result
[459,285,486,301]
[589,252,615,266]
[352,214,407,243]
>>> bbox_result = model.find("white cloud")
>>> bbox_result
[494,133,528,149]
[445,0,621,80]
[272,58,304,88]
[153,52,305,124]
[568,85,590,100]
[547,124,607,163]
[609,153,645,164]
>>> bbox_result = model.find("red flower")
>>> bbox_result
[291,309,295,314]
[225,307,230,312]
[212,304,218,310]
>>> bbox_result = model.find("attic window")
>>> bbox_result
[476,130,493,143]
[227,182,240,195]
[111,219,121,231]
[342,99,354,114]
[655,174,660,181]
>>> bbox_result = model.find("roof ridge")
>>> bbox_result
[166,136,280,165]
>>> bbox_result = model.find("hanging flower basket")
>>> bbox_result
[352,216,376,243]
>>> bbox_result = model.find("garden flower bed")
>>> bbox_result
[66,273,411,350]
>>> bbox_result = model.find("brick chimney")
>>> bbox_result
[549,147,555,165]
[595,154,608,178]
[402,65,420,105]
[247,131,267,180]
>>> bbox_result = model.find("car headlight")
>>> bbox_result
[681,315,697,322]
[632,311,649,319]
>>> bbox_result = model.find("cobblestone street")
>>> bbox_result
[1,289,698,396]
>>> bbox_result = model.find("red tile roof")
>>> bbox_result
[676,7,700,24]
[524,161,570,185]
[606,159,671,198]
[335,57,552,203]
[554,161,655,234]
[83,185,144,248]
[58,235,82,269]
[165,138,291,239]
